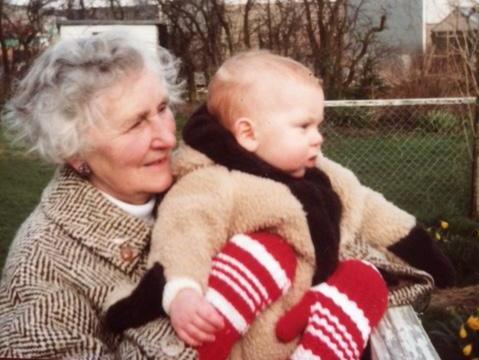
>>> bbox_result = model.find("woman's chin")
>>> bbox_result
[143,170,173,193]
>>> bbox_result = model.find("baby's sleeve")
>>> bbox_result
[149,166,235,300]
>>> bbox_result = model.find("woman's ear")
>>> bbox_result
[232,117,259,152]
[68,157,92,178]
[67,157,84,172]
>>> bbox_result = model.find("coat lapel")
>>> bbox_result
[41,167,151,274]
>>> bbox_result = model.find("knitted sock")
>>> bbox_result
[198,232,297,360]
[276,260,388,360]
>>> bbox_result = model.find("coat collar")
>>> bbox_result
[40,166,151,274]
[182,104,304,182]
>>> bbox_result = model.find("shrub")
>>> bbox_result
[325,107,373,129]
[427,219,479,287]
[458,309,479,359]
[419,110,460,133]
[422,308,465,360]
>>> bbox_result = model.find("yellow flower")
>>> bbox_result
[440,220,449,229]
[463,344,472,356]
[460,325,468,338]
[467,315,479,331]
[435,232,441,240]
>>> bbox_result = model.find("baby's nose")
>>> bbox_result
[311,129,323,147]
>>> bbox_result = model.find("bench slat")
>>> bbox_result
[371,305,440,360]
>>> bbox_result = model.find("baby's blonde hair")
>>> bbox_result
[207,51,321,129]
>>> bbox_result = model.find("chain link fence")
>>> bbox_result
[322,98,476,221]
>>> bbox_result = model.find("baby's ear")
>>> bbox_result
[232,117,259,152]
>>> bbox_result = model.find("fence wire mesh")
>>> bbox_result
[322,98,476,221]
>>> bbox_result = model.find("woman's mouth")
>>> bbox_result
[145,157,168,167]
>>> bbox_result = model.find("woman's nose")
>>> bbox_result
[152,128,176,149]
[151,115,177,149]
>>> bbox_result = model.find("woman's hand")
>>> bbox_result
[169,288,225,347]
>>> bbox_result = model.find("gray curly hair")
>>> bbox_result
[3,30,183,164]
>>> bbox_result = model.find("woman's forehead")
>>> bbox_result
[96,69,167,123]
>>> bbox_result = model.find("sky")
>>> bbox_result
[426,0,455,23]
[426,0,478,23]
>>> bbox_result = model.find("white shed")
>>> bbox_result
[57,20,165,49]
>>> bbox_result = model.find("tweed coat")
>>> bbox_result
[0,167,196,360]
[147,144,436,360]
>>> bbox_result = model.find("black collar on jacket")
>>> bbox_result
[183,104,342,284]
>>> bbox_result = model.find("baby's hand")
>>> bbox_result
[169,288,225,347]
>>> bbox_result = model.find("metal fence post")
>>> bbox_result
[471,97,479,219]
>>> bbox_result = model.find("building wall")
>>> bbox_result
[59,25,159,49]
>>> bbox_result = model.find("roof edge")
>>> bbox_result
[56,19,163,26]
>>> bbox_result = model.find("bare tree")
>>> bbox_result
[423,1,479,97]
[298,0,387,98]
[255,0,304,56]
[0,0,11,98]
[0,0,56,99]
[0,0,390,102]
[235,0,387,98]
[453,2,479,97]
[242,0,255,48]
[152,0,387,100]
[107,0,125,19]
[65,0,87,19]
[156,0,238,100]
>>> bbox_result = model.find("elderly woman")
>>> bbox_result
[0,31,205,359]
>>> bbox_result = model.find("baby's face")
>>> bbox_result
[253,80,324,178]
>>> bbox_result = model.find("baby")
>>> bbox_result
[106,51,454,360]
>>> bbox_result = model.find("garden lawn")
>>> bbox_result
[323,132,472,221]
[0,132,54,272]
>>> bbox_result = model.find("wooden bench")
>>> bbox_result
[371,305,440,359]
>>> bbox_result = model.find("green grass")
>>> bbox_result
[0,132,54,272]
[323,131,472,221]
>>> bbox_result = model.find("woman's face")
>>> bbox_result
[81,68,177,204]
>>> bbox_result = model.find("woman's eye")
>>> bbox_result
[129,123,139,131]
[128,118,144,131]
[158,104,167,113]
